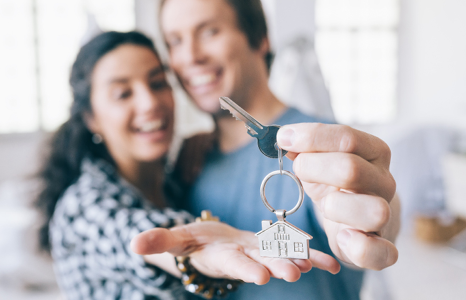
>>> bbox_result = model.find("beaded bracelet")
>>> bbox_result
[174,210,243,299]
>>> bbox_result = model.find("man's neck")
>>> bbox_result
[217,89,286,153]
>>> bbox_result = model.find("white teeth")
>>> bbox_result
[138,120,163,132]
[190,73,216,87]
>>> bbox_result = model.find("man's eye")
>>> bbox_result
[166,36,181,48]
[150,80,170,91]
[201,27,218,38]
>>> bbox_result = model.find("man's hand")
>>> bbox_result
[131,221,340,285]
[277,123,400,271]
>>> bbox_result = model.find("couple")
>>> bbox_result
[36,0,400,299]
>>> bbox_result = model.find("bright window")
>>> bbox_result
[0,0,135,134]
[315,0,399,124]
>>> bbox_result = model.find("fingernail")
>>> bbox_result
[277,128,295,147]
[337,230,352,249]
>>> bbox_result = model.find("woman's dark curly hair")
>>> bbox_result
[35,31,160,251]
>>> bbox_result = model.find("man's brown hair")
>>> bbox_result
[161,0,273,71]
[225,0,273,71]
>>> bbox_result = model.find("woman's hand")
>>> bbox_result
[277,123,400,271]
[131,221,340,285]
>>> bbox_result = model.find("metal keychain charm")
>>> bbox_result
[255,146,312,259]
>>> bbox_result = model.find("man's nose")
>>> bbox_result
[180,37,207,65]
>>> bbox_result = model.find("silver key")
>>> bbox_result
[219,97,287,158]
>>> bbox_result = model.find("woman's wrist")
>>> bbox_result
[175,210,243,299]
[175,255,242,299]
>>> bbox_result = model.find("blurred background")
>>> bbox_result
[1,0,466,299]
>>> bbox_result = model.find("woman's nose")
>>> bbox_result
[134,85,160,113]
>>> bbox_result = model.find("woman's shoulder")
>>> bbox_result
[55,158,139,217]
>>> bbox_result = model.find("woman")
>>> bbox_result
[35,31,331,300]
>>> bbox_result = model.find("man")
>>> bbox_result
[152,0,400,299]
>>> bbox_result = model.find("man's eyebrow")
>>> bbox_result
[196,19,219,31]
[164,18,218,38]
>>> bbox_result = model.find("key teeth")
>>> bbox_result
[225,110,241,122]
[223,107,251,130]
[246,126,258,136]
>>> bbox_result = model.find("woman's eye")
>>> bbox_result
[150,80,170,91]
[115,89,132,100]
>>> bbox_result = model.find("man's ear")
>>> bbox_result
[83,112,100,135]
[258,37,271,56]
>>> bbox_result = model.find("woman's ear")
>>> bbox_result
[83,112,100,135]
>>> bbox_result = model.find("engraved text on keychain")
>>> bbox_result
[255,147,312,259]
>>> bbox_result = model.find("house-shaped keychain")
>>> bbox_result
[255,219,312,259]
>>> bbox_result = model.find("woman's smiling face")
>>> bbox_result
[88,44,174,166]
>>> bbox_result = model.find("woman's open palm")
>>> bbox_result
[131,221,340,285]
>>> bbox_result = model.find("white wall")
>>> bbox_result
[2,0,466,182]
[259,0,466,141]
[0,133,46,182]
[261,0,315,50]
[355,0,466,224]
[397,0,466,130]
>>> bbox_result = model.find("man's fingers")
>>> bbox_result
[322,192,391,232]
[277,123,391,166]
[294,152,396,202]
[284,151,298,161]
[337,229,398,271]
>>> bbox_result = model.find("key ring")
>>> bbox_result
[275,143,284,175]
[260,170,304,217]
[278,144,283,175]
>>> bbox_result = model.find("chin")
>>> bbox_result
[193,97,220,114]
[137,146,170,162]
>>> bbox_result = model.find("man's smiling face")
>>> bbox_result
[161,0,268,114]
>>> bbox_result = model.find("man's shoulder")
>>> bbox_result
[276,107,334,126]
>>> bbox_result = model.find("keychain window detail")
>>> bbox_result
[262,240,272,251]
[294,242,304,253]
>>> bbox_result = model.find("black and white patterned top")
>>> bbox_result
[50,157,195,300]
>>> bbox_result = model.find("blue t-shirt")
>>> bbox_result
[185,108,364,300]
